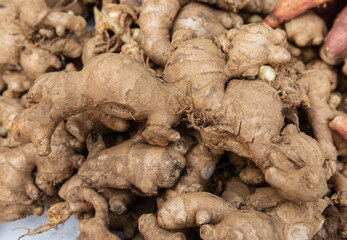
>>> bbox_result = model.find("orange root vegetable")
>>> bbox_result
[221,177,251,208]
[330,116,347,142]
[78,133,192,196]
[214,23,290,78]
[263,0,331,28]
[158,192,235,230]
[20,47,62,79]
[138,214,187,240]
[239,165,265,186]
[66,110,130,142]
[297,60,338,160]
[11,53,184,156]
[134,0,180,66]
[285,12,327,47]
[320,5,347,65]
[172,3,243,40]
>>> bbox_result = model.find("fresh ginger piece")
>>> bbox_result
[0,96,23,137]
[134,0,180,66]
[101,188,137,215]
[158,192,235,230]
[2,71,33,97]
[239,165,265,186]
[20,47,62,79]
[297,60,338,160]
[285,12,326,47]
[66,110,130,142]
[139,214,186,240]
[197,0,251,11]
[78,133,192,196]
[263,0,330,28]
[200,210,283,240]
[244,0,278,14]
[247,187,285,211]
[221,177,251,208]
[164,132,223,199]
[214,23,291,78]
[320,5,347,65]
[12,53,184,156]
[172,3,243,40]
[43,37,83,59]
[14,0,86,36]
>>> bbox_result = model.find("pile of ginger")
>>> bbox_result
[1,0,347,239]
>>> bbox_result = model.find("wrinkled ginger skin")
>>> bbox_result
[139,214,186,240]
[78,133,192,196]
[66,110,130,142]
[197,0,251,11]
[216,23,291,78]
[134,0,180,67]
[200,210,283,240]
[12,53,183,156]
[158,192,234,230]
[297,61,338,160]
[221,177,251,208]
[244,0,278,14]
[239,165,265,186]
[320,5,347,65]
[172,3,243,40]
[285,12,327,47]
[0,96,23,137]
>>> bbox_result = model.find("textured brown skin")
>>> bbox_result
[200,210,284,240]
[134,0,180,66]
[66,110,130,142]
[215,23,291,78]
[172,3,243,40]
[158,192,235,230]
[244,0,278,14]
[201,199,327,240]
[44,37,83,59]
[20,47,62,79]
[165,28,327,202]
[221,177,250,208]
[247,187,285,211]
[0,96,23,139]
[285,12,327,47]
[263,0,331,28]
[78,133,192,196]
[13,0,86,36]
[297,61,338,160]
[12,53,183,156]
[164,133,223,199]
[197,0,251,11]
[320,5,347,65]
[239,165,265,186]
[2,71,32,97]
[139,213,186,240]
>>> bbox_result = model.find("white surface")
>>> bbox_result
[0,208,80,240]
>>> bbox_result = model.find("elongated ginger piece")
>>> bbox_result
[12,53,184,156]
[158,192,235,230]
[139,214,186,240]
[320,5,347,65]
[285,12,327,47]
[172,3,243,40]
[134,0,180,66]
[263,0,330,28]
[78,133,192,196]
[297,61,338,160]
[66,110,130,142]
[214,23,290,78]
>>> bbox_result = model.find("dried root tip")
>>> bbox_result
[329,116,347,141]
[258,65,276,83]
[46,202,74,224]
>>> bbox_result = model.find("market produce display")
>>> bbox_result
[1,0,347,239]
